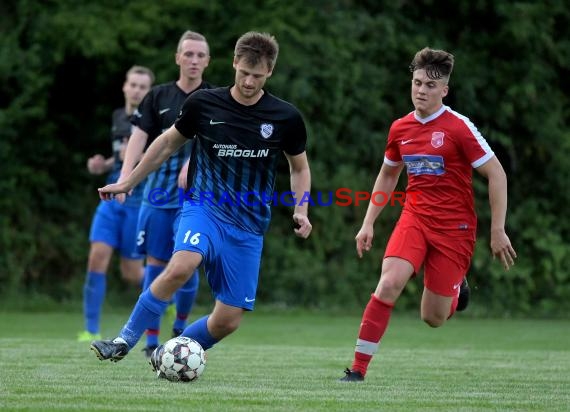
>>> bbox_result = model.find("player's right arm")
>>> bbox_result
[355,162,404,258]
[99,126,187,199]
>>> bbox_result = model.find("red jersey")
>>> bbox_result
[384,105,494,234]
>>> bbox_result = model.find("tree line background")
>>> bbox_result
[1,0,568,316]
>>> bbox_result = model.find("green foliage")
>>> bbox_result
[1,0,569,316]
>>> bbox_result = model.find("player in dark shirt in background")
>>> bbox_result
[79,65,154,342]
[118,30,213,357]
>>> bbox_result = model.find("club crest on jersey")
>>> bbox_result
[431,131,444,148]
[260,123,274,139]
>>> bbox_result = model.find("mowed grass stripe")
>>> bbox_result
[0,312,568,411]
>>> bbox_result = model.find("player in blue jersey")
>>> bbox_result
[91,31,312,365]
[117,30,212,356]
[78,66,154,342]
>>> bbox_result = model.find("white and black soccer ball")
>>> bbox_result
[156,336,206,382]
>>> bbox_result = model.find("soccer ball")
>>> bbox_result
[155,336,206,382]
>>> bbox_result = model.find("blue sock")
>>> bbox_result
[142,265,164,346]
[145,328,159,347]
[181,315,218,350]
[173,271,199,330]
[119,288,169,349]
[142,264,163,290]
[83,271,106,334]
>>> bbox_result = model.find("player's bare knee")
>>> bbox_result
[421,313,446,328]
[120,271,140,285]
[162,262,193,285]
[87,251,110,272]
[210,317,241,338]
[376,276,405,301]
[119,260,143,285]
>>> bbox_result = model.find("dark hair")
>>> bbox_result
[409,47,454,82]
[234,32,279,71]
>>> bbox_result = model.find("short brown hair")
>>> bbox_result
[126,65,155,84]
[409,47,454,82]
[234,32,279,71]
[177,30,209,54]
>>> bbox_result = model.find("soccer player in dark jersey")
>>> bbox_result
[78,66,154,342]
[117,30,213,357]
[339,47,517,382]
[91,31,312,365]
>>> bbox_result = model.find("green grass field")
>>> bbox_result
[0,310,568,411]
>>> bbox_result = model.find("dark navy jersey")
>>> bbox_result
[108,107,143,207]
[175,86,307,234]
[132,81,212,208]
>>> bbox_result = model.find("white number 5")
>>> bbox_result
[137,230,145,246]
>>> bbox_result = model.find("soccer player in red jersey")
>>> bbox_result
[340,47,517,382]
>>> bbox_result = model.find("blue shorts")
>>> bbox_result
[173,204,263,310]
[89,200,143,260]
[136,205,180,262]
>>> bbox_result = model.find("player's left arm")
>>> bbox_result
[475,156,517,270]
[285,151,312,239]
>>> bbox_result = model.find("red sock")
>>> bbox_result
[351,294,394,377]
[447,293,459,319]
[146,329,159,337]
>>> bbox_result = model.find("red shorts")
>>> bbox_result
[384,211,475,297]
